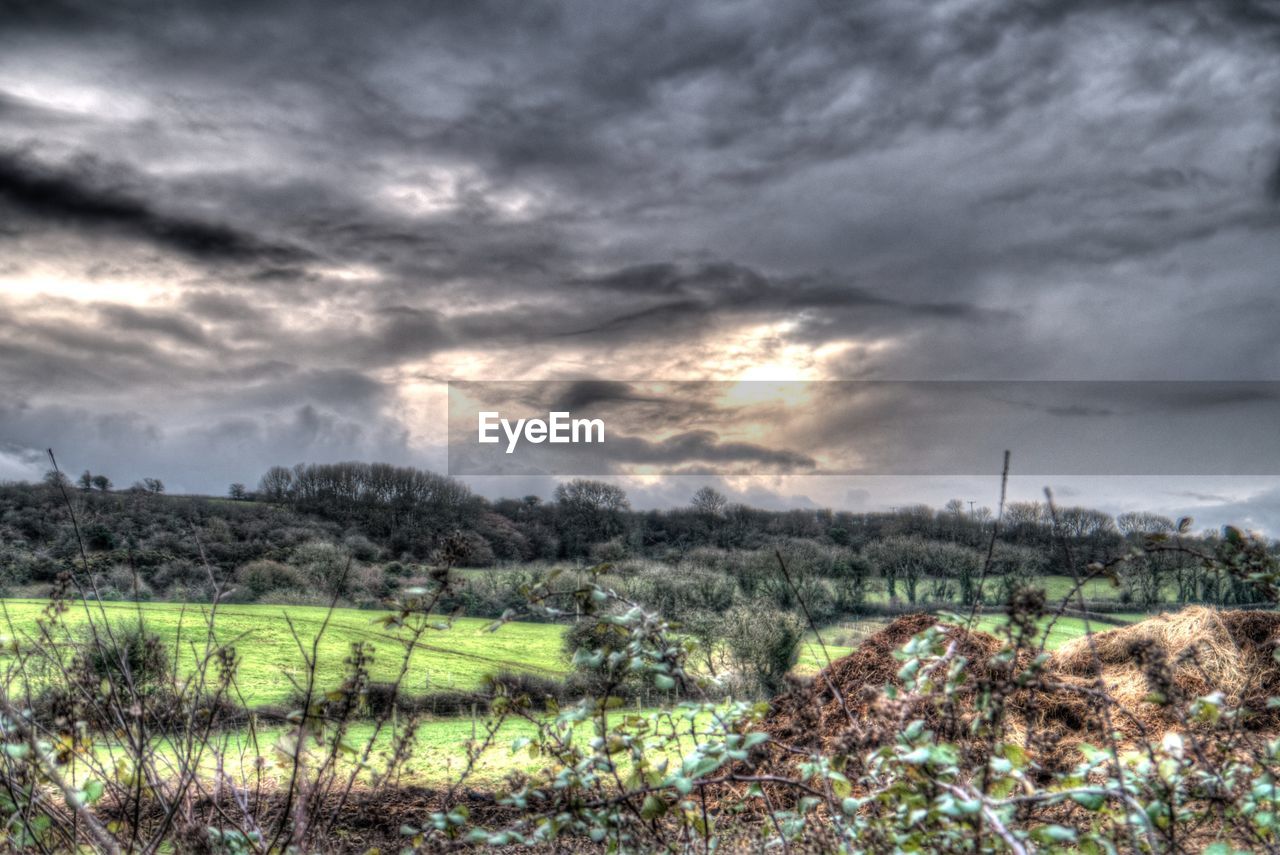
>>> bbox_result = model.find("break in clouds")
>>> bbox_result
[3,0,1280,527]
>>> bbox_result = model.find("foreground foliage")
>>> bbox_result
[3,471,1280,851]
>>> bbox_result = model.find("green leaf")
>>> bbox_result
[1033,825,1077,843]
[1070,791,1106,811]
[641,794,667,820]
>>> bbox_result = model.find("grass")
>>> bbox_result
[80,705,721,788]
[0,599,569,707]
[798,611,1152,676]
[0,590,1159,708]
[959,612,1148,649]
[3,593,1169,789]
[84,716,550,788]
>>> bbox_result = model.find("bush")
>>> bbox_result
[621,563,737,622]
[236,559,303,599]
[100,566,153,601]
[289,541,351,595]
[589,537,628,563]
[83,522,116,551]
[76,621,172,694]
[343,533,381,562]
[562,614,645,695]
[149,558,206,593]
[722,605,805,696]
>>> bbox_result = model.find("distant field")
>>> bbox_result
[0,599,569,707]
[958,612,1148,648]
[0,595,1158,711]
[799,610,1151,675]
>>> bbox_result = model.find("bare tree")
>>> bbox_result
[690,485,728,517]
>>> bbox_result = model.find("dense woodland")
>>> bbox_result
[2,462,1275,618]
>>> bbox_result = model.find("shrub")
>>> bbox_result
[722,604,805,696]
[101,566,153,601]
[236,559,302,599]
[342,533,381,562]
[76,621,172,694]
[383,560,412,578]
[589,537,628,563]
[83,522,116,551]
[563,614,641,694]
[289,541,351,595]
[149,558,206,593]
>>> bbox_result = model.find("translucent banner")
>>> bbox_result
[446,380,1280,476]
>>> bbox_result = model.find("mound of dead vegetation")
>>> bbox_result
[751,608,1280,785]
[1050,606,1280,720]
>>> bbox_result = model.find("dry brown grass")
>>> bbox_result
[1050,606,1280,719]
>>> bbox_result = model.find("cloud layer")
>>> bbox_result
[2,0,1280,524]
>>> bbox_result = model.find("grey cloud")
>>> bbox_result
[0,401,420,495]
[602,430,817,472]
[96,304,210,347]
[1045,405,1115,418]
[179,290,265,323]
[3,0,1280,498]
[0,151,309,264]
[550,381,656,412]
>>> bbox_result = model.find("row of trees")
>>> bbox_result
[46,470,166,495]
[247,465,1251,576]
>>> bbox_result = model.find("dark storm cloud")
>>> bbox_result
[550,381,655,412]
[603,431,816,471]
[452,262,1007,352]
[453,380,1280,477]
[0,151,308,264]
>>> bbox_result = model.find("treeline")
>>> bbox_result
[251,462,1193,570]
[4,462,1275,611]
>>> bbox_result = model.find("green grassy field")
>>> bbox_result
[799,610,1150,674]
[0,597,1155,707]
[956,612,1147,648]
[0,599,569,707]
[1,596,1168,787]
[80,706,725,789]
[87,715,560,787]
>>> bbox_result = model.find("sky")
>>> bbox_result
[2,0,1280,529]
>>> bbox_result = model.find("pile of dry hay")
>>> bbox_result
[752,607,1280,780]
[1051,606,1280,718]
